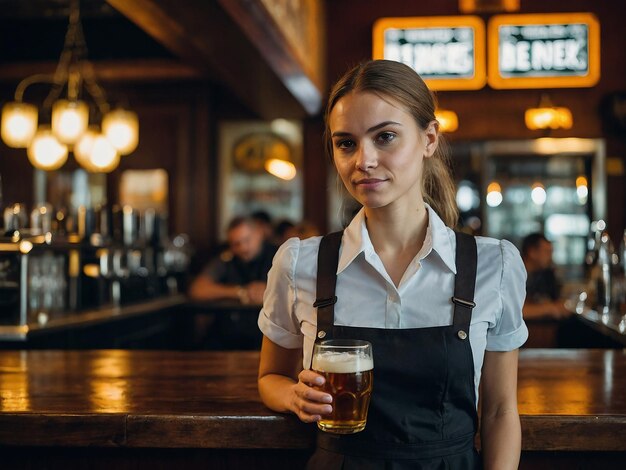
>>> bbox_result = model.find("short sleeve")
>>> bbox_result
[257,238,304,349]
[486,239,529,351]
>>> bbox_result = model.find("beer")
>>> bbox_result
[312,340,373,434]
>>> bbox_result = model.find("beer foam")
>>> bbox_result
[312,352,373,373]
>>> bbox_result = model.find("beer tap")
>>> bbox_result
[616,230,626,315]
[596,231,613,322]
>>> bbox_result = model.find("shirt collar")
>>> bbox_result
[337,209,367,274]
[336,204,457,275]
[426,204,457,274]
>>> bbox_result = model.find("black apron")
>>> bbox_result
[306,231,481,470]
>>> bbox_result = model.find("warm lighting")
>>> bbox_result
[265,158,297,181]
[1,102,38,148]
[435,109,459,133]
[19,240,34,254]
[0,0,137,172]
[525,94,573,130]
[74,128,99,171]
[51,99,89,144]
[89,134,120,173]
[486,181,503,207]
[27,126,68,171]
[525,107,573,130]
[102,109,139,155]
[83,264,100,278]
[487,182,501,193]
[75,128,119,173]
[459,0,519,13]
[576,175,588,204]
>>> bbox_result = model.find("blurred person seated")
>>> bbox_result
[251,210,274,242]
[521,232,571,320]
[190,216,277,304]
[189,216,278,349]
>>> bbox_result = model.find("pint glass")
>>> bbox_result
[312,339,373,434]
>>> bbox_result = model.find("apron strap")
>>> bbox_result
[313,230,477,346]
[313,231,343,344]
[452,231,478,334]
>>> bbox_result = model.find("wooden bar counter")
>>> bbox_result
[1,349,625,469]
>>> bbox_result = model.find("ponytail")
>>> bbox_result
[422,136,459,227]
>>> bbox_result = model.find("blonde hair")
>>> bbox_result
[324,60,459,227]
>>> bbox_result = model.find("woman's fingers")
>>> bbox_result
[292,370,333,422]
[298,369,324,386]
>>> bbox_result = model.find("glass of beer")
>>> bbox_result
[311,339,373,434]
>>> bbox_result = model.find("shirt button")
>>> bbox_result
[317,331,326,339]
[457,330,468,340]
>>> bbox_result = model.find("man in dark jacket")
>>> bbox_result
[189,216,277,349]
[521,232,570,320]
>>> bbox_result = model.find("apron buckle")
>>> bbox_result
[313,296,338,308]
[451,296,476,309]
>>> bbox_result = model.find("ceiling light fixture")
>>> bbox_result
[525,94,573,131]
[0,0,138,172]
[435,109,459,133]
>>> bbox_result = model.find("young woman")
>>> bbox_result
[258,60,528,469]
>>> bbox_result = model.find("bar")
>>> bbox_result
[1,349,625,468]
[0,1,625,468]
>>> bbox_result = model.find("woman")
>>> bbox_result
[258,60,528,469]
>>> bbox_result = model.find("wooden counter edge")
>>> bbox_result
[0,414,126,447]
[3,412,624,451]
[0,295,188,341]
[521,415,626,451]
[125,414,315,448]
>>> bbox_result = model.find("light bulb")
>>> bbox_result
[27,126,68,171]
[89,133,120,173]
[265,158,296,180]
[52,99,89,144]
[486,181,503,208]
[525,107,573,130]
[435,109,459,133]
[1,102,38,148]
[74,127,99,172]
[531,183,547,205]
[102,109,138,154]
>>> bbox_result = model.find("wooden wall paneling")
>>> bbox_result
[186,87,217,272]
[103,83,218,268]
[0,144,35,210]
[302,117,328,235]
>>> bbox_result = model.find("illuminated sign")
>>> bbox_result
[488,13,600,89]
[373,16,486,90]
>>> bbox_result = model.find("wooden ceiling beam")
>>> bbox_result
[218,0,324,116]
[0,59,202,83]
[105,0,312,119]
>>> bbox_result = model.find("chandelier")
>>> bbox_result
[0,0,138,172]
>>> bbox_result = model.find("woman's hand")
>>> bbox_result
[289,369,333,423]
[259,336,332,423]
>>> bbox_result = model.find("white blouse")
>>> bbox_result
[258,205,529,401]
